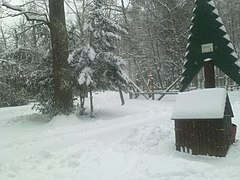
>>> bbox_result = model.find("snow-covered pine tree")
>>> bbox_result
[88,0,129,91]
[0,51,28,107]
[68,45,95,115]
[0,48,42,107]
[27,52,56,115]
[69,0,130,116]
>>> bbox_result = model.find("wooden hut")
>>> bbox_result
[171,88,234,157]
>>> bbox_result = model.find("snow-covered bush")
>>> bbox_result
[0,50,29,107]
[27,53,58,116]
[0,82,28,107]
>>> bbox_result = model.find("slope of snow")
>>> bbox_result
[0,91,240,180]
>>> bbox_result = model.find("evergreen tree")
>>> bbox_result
[27,52,56,115]
[0,51,28,107]
[88,0,129,91]
[69,0,130,115]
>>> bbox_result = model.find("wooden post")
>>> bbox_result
[150,78,155,100]
[129,79,149,100]
[158,76,181,101]
[204,59,215,88]
[89,86,95,118]
[135,60,151,93]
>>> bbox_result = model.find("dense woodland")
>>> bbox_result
[0,0,240,115]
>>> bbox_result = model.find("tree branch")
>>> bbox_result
[15,22,45,35]
[2,1,49,24]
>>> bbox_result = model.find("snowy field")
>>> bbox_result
[1,91,240,180]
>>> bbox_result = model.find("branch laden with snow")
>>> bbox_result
[2,1,49,24]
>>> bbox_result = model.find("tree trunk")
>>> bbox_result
[32,21,37,48]
[118,87,125,105]
[49,0,73,114]
[14,29,18,48]
[89,86,95,118]
[0,27,7,49]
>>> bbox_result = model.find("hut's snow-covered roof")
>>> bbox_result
[172,88,231,120]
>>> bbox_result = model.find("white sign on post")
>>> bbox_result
[201,43,214,53]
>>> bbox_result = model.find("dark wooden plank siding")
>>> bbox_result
[174,117,232,157]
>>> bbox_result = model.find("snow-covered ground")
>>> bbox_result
[1,91,240,180]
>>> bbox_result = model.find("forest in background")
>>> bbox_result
[0,0,240,115]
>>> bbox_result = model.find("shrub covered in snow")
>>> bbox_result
[0,82,28,107]
[0,50,30,107]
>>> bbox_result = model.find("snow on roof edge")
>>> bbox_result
[171,88,227,120]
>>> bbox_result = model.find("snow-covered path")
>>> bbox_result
[1,91,240,180]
